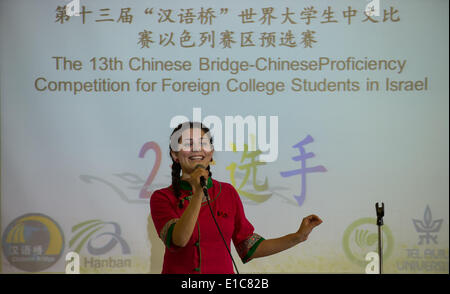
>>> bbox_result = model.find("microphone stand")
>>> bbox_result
[375,202,384,274]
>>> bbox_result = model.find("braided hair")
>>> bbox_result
[169,122,213,201]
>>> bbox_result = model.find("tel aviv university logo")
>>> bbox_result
[66,219,132,273]
[2,213,65,272]
[412,205,443,245]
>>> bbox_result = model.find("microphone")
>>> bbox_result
[194,164,209,199]
[199,175,206,187]
[200,176,208,199]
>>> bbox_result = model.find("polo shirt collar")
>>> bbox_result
[180,177,213,191]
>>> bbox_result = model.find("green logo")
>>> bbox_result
[342,217,394,267]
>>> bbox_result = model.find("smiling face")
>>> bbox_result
[170,127,214,178]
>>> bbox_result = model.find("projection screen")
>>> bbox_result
[0,0,448,273]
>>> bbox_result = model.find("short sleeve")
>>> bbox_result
[150,189,180,250]
[230,186,265,263]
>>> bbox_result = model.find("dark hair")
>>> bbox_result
[169,122,213,200]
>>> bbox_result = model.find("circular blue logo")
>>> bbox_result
[2,213,65,272]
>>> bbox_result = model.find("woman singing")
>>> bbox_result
[150,121,322,274]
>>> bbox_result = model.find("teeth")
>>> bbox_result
[189,156,204,160]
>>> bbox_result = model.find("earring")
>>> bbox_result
[210,159,216,165]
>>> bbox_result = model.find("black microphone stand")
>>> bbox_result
[375,202,384,274]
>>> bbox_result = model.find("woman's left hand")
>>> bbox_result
[295,214,323,243]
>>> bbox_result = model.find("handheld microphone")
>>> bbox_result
[199,176,208,199]
[199,175,206,187]
[194,164,209,199]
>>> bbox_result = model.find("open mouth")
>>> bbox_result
[189,155,205,161]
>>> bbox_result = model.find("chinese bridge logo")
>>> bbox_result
[2,213,65,272]
[412,205,443,245]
